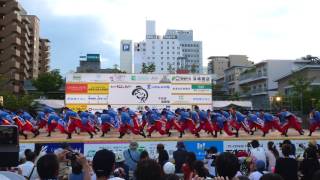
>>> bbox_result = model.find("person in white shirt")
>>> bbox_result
[249,140,267,166]
[266,141,279,172]
[18,151,38,180]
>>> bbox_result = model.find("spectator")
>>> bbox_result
[36,153,59,180]
[182,152,196,180]
[162,174,180,180]
[68,159,83,180]
[275,144,298,180]
[123,142,140,172]
[115,153,129,180]
[215,152,240,179]
[248,160,266,180]
[299,147,320,180]
[18,150,38,180]
[281,140,295,157]
[135,159,162,180]
[173,141,188,173]
[193,160,209,178]
[260,173,284,180]
[313,170,320,180]
[266,141,279,172]
[204,146,218,177]
[92,149,124,180]
[140,150,149,161]
[157,144,169,168]
[249,140,266,166]
[163,162,175,175]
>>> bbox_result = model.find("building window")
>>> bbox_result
[167,47,169,49]
[152,57,155,59]
[152,41,155,44]
[161,51,163,54]
[167,41,169,44]
[161,57,163,60]
[167,57,170,60]
[161,46,163,49]
[167,52,169,54]
[172,46,175,49]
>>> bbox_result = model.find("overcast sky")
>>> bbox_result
[19,0,320,74]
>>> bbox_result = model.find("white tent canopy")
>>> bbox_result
[34,99,65,109]
[212,101,252,109]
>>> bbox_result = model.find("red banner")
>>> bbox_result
[66,83,87,93]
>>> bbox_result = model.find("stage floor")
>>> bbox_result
[20,129,320,143]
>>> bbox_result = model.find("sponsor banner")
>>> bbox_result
[66,73,109,83]
[171,75,211,84]
[109,84,171,105]
[66,83,87,93]
[129,74,172,84]
[66,104,87,111]
[184,141,223,160]
[66,94,89,104]
[84,142,129,160]
[66,94,108,104]
[171,95,212,104]
[35,143,84,153]
[223,140,315,157]
[67,73,212,84]
[87,83,109,94]
[138,141,177,159]
[171,84,212,94]
[20,143,35,154]
[87,104,109,113]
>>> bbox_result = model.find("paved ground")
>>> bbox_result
[20,129,320,143]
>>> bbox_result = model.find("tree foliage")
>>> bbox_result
[190,64,197,73]
[1,92,35,111]
[32,69,63,96]
[141,63,156,73]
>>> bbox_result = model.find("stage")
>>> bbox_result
[20,129,320,143]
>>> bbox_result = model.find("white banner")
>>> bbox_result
[171,74,211,84]
[171,95,212,104]
[171,84,212,94]
[223,140,318,158]
[66,73,109,83]
[109,84,171,105]
[84,142,129,160]
[65,94,108,104]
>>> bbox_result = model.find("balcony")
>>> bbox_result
[0,35,21,49]
[0,24,21,37]
[239,72,268,85]
[240,88,268,97]
[0,12,21,25]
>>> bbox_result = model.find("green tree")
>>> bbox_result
[190,64,197,74]
[1,92,34,111]
[148,63,156,73]
[141,63,148,73]
[168,63,175,74]
[32,69,63,97]
[288,71,315,114]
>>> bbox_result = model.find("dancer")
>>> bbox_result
[146,108,166,137]
[79,111,95,138]
[258,110,283,136]
[100,110,114,137]
[162,109,183,137]
[279,109,304,136]
[178,109,200,138]
[246,112,265,136]
[15,110,39,139]
[308,108,320,136]
[229,108,250,136]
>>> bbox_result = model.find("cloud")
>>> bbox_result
[22,0,320,70]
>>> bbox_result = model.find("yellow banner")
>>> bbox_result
[66,104,87,112]
[87,83,109,94]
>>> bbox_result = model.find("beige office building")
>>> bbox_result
[0,0,50,93]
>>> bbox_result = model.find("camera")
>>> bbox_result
[66,151,78,161]
[0,125,19,167]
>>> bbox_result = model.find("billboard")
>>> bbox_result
[66,73,212,112]
[108,84,171,105]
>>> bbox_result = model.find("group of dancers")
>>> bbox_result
[0,105,320,139]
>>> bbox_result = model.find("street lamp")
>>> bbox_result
[276,96,282,102]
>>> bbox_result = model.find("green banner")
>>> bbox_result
[191,84,212,89]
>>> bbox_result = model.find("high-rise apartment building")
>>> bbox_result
[134,20,202,74]
[39,38,50,74]
[207,55,253,77]
[0,0,50,93]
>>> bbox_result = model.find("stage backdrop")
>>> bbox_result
[65,73,212,112]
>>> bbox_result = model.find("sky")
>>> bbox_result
[19,0,320,74]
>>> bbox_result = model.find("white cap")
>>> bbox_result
[115,153,125,162]
[163,162,175,175]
